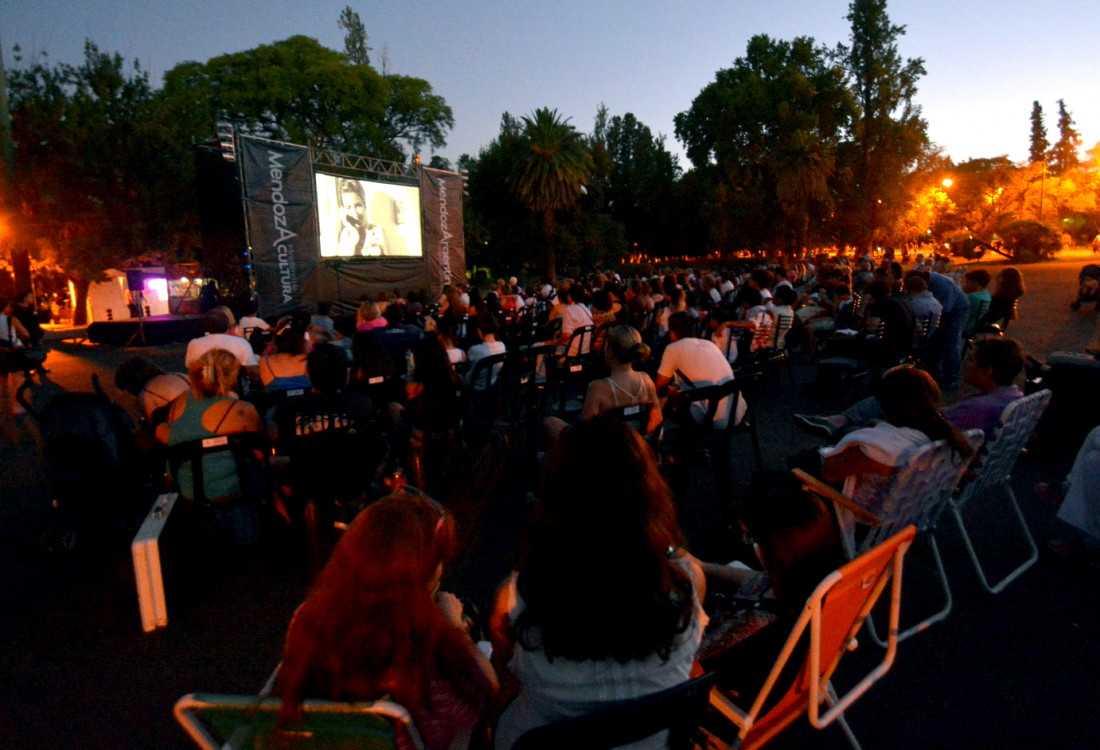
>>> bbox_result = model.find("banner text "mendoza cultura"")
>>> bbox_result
[267,150,298,304]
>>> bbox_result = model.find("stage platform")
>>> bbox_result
[86,315,204,346]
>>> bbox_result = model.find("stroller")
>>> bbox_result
[18,375,149,551]
[1071,264,1100,310]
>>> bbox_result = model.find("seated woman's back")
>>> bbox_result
[260,326,311,392]
[276,492,496,750]
[491,421,705,749]
[159,348,262,502]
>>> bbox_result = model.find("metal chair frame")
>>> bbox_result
[938,389,1051,593]
[827,433,983,645]
[708,526,916,750]
[174,692,424,750]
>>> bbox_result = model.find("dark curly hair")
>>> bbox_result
[515,421,695,663]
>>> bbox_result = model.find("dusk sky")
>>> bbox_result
[5,0,1097,170]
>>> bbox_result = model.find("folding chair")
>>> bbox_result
[707,526,917,750]
[817,432,982,645]
[174,692,424,750]
[938,389,1051,593]
[512,671,720,750]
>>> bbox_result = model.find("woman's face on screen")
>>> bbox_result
[341,191,365,224]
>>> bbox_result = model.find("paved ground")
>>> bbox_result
[1,255,1098,748]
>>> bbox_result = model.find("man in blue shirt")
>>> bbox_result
[926,271,970,392]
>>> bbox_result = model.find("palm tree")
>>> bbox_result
[510,108,592,281]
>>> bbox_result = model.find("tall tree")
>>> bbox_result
[510,108,592,281]
[1029,101,1048,164]
[603,112,679,255]
[675,34,854,253]
[7,42,195,322]
[1048,98,1080,175]
[160,35,452,162]
[838,0,929,250]
[338,6,371,66]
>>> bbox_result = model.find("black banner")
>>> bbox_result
[420,168,466,295]
[240,137,318,318]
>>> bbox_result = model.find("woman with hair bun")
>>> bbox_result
[156,348,262,501]
[581,324,662,435]
[276,491,497,749]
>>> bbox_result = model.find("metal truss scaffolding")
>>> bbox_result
[310,147,419,185]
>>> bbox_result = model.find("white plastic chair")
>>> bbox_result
[938,389,1051,593]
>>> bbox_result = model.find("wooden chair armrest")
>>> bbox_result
[792,468,883,527]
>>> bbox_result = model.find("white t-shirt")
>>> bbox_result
[185,332,259,369]
[467,340,507,387]
[560,303,593,355]
[657,337,745,428]
[0,314,24,349]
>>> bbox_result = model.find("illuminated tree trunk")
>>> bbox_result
[72,277,91,326]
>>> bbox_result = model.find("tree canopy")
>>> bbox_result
[160,35,452,162]
[509,108,593,280]
[836,0,929,249]
[674,34,855,252]
[5,42,196,318]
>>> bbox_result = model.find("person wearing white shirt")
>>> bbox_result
[185,307,259,380]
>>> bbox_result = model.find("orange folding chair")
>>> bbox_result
[707,525,916,750]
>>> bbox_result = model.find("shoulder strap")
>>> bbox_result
[211,398,239,433]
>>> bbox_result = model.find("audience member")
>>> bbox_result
[185,307,259,377]
[795,337,1026,442]
[961,269,992,334]
[259,324,312,393]
[491,421,705,749]
[156,348,263,502]
[275,492,497,749]
[1038,426,1100,566]
[114,356,190,428]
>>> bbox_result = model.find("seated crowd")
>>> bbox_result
[115,255,1047,748]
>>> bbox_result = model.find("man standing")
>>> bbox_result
[926,271,970,392]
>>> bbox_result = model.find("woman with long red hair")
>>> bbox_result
[275,491,497,749]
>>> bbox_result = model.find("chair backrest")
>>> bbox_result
[912,312,940,352]
[771,313,794,349]
[242,326,271,355]
[467,351,508,392]
[564,324,595,358]
[859,434,981,550]
[166,431,270,507]
[174,693,424,750]
[962,389,1051,499]
[512,671,719,750]
[677,375,753,433]
[600,402,649,435]
[722,526,916,750]
[749,318,774,353]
